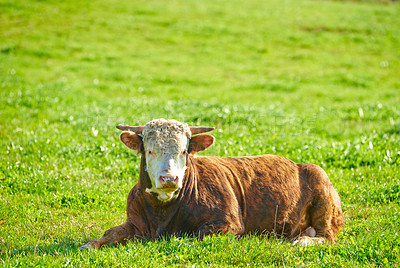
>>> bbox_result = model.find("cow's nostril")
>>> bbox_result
[159,176,166,184]
[159,176,179,185]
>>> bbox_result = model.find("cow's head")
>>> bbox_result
[117,119,214,201]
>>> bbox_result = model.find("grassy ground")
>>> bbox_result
[1,0,400,266]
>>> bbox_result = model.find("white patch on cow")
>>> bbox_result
[145,187,179,201]
[141,119,191,202]
[292,236,325,247]
[293,236,313,247]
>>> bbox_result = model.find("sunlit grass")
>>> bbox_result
[1,0,399,266]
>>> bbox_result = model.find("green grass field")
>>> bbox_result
[1,0,400,266]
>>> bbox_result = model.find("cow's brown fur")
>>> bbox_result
[80,149,343,249]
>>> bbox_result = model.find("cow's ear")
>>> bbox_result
[120,131,142,153]
[189,134,214,153]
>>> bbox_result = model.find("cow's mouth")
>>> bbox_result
[161,186,179,193]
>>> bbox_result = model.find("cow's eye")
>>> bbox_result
[147,150,153,155]
[182,150,187,155]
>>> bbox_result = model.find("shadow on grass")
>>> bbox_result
[6,235,171,258]
[6,236,84,257]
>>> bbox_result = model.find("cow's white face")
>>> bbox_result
[143,132,189,201]
[119,118,215,202]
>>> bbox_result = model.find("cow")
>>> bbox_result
[79,119,343,249]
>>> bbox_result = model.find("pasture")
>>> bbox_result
[1,0,399,266]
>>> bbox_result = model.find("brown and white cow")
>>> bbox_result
[80,119,343,249]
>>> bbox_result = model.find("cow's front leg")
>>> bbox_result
[79,221,136,250]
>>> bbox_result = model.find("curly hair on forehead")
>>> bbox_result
[142,119,191,152]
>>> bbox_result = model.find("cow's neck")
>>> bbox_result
[138,155,153,190]
[180,156,199,203]
[137,156,199,234]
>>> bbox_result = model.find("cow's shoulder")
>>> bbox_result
[127,184,140,201]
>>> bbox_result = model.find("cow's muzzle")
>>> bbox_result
[159,176,179,190]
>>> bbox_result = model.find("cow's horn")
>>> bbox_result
[190,127,215,135]
[116,125,144,134]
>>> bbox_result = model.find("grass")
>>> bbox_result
[1,0,400,266]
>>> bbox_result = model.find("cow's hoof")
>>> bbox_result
[79,241,97,250]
